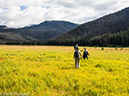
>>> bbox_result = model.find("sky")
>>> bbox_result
[0,0,129,28]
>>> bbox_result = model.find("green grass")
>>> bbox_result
[0,46,129,96]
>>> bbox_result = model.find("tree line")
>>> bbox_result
[46,30,129,47]
[0,30,129,47]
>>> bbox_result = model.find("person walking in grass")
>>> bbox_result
[83,48,90,60]
[74,47,82,69]
[74,44,78,50]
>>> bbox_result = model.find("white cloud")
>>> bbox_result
[0,0,129,28]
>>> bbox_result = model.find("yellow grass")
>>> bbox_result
[0,45,129,96]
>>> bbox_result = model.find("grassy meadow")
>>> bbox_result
[0,45,129,96]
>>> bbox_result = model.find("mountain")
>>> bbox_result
[19,21,78,41]
[0,25,9,29]
[0,21,78,44]
[47,7,129,46]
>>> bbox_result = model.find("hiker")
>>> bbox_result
[73,47,82,69]
[74,44,78,50]
[83,48,90,60]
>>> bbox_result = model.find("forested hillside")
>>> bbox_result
[1,7,129,46]
[47,7,129,46]
[0,21,78,44]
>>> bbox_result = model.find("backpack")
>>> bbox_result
[74,50,79,58]
[84,51,88,56]
[74,46,76,50]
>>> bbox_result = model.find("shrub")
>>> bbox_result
[101,47,104,50]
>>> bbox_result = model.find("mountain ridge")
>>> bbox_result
[47,7,129,46]
[0,25,9,29]
[0,7,129,46]
[0,20,79,44]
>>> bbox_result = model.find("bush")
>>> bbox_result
[101,47,104,50]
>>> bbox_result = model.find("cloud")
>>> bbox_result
[0,0,129,28]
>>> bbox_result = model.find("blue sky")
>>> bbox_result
[0,0,129,28]
[20,6,27,10]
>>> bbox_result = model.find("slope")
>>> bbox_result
[47,7,129,46]
[0,21,78,43]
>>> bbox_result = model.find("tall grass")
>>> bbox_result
[0,46,129,96]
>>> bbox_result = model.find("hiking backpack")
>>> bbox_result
[74,50,79,58]
[84,51,88,55]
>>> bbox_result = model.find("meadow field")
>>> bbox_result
[0,45,129,96]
